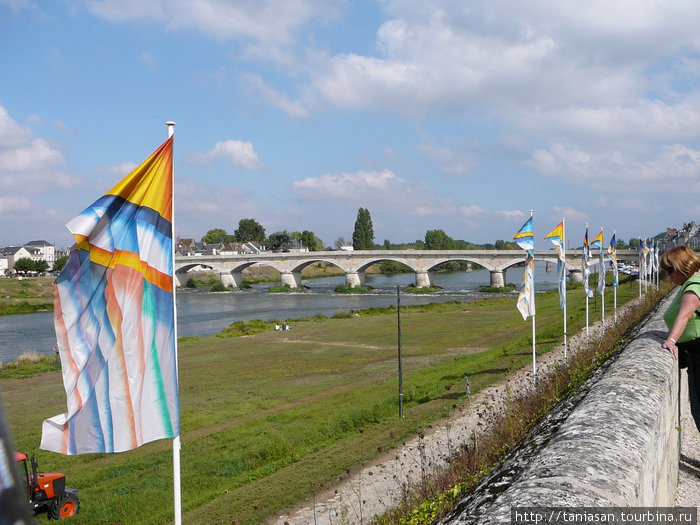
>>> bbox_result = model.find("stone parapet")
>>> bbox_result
[440,294,681,524]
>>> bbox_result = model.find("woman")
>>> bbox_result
[661,245,700,430]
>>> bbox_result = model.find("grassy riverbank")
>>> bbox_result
[2,276,646,524]
[0,276,54,315]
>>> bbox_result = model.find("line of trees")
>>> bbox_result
[196,209,644,254]
[201,219,324,252]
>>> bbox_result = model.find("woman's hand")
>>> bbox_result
[663,338,678,360]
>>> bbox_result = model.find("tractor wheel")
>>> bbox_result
[50,491,80,520]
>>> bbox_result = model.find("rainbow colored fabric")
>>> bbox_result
[514,216,535,319]
[608,233,618,287]
[582,227,593,298]
[41,137,179,455]
[513,216,534,254]
[590,230,603,250]
[545,222,566,309]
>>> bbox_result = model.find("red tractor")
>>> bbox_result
[15,452,80,520]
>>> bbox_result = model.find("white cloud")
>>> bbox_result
[0,195,32,213]
[292,169,402,199]
[241,74,309,118]
[188,140,264,170]
[0,104,65,174]
[417,143,476,176]
[87,0,338,45]
[529,142,700,191]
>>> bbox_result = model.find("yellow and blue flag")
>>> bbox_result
[608,233,618,287]
[545,221,566,308]
[514,215,535,319]
[41,137,179,455]
[513,216,534,254]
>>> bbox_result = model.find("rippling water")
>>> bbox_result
[0,265,560,363]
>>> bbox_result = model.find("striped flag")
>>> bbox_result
[41,137,179,455]
[582,226,593,298]
[608,232,618,287]
[591,229,605,295]
[514,215,535,319]
[544,221,566,308]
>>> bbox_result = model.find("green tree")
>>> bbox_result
[628,238,641,250]
[383,239,392,250]
[13,257,34,274]
[334,237,348,249]
[494,239,518,250]
[299,230,321,251]
[424,229,455,250]
[352,208,374,250]
[34,260,49,274]
[235,218,266,243]
[53,255,69,272]
[202,228,235,245]
[266,231,291,252]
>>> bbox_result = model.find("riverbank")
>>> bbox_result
[0,276,53,315]
[1,277,643,524]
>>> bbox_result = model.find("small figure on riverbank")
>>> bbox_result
[275,323,281,331]
[283,322,290,331]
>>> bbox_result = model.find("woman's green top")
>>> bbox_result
[664,273,700,343]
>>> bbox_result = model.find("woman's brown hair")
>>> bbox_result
[660,245,700,282]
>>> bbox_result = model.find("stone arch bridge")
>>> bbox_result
[174,249,639,289]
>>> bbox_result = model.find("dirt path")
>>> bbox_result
[269,305,635,525]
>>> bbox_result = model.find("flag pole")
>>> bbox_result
[600,228,605,328]
[167,121,182,525]
[562,217,567,358]
[585,223,589,345]
[530,210,536,379]
[613,230,617,324]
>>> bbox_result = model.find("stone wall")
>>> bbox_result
[440,294,682,524]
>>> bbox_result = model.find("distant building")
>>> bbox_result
[659,221,700,251]
[0,246,33,272]
[0,256,8,276]
[25,240,56,266]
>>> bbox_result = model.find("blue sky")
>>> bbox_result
[2,1,700,250]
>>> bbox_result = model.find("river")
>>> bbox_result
[0,265,560,363]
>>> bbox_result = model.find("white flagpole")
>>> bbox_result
[167,121,183,525]
[613,230,617,324]
[563,218,567,358]
[530,210,536,379]
[600,228,605,328]
[585,223,589,345]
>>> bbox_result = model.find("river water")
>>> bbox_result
[0,265,559,363]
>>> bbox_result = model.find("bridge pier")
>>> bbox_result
[220,272,244,288]
[345,271,366,288]
[174,271,187,287]
[281,271,302,288]
[568,267,582,283]
[489,270,506,288]
[415,270,431,288]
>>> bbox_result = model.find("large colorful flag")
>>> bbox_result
[590,230,603,250]
[608,232,618,287]
[513,216,534,254]
[582,226,593,298]
[544,221,566,308]
[514,216,535,319]
[596,230,605,295]
[41,137,179,455]
[640,238,648,280]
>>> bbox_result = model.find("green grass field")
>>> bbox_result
[1,276,645,524]
[0,276,54,315]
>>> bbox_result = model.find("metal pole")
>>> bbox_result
[167,121,182,525]
[397,285,403,418]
